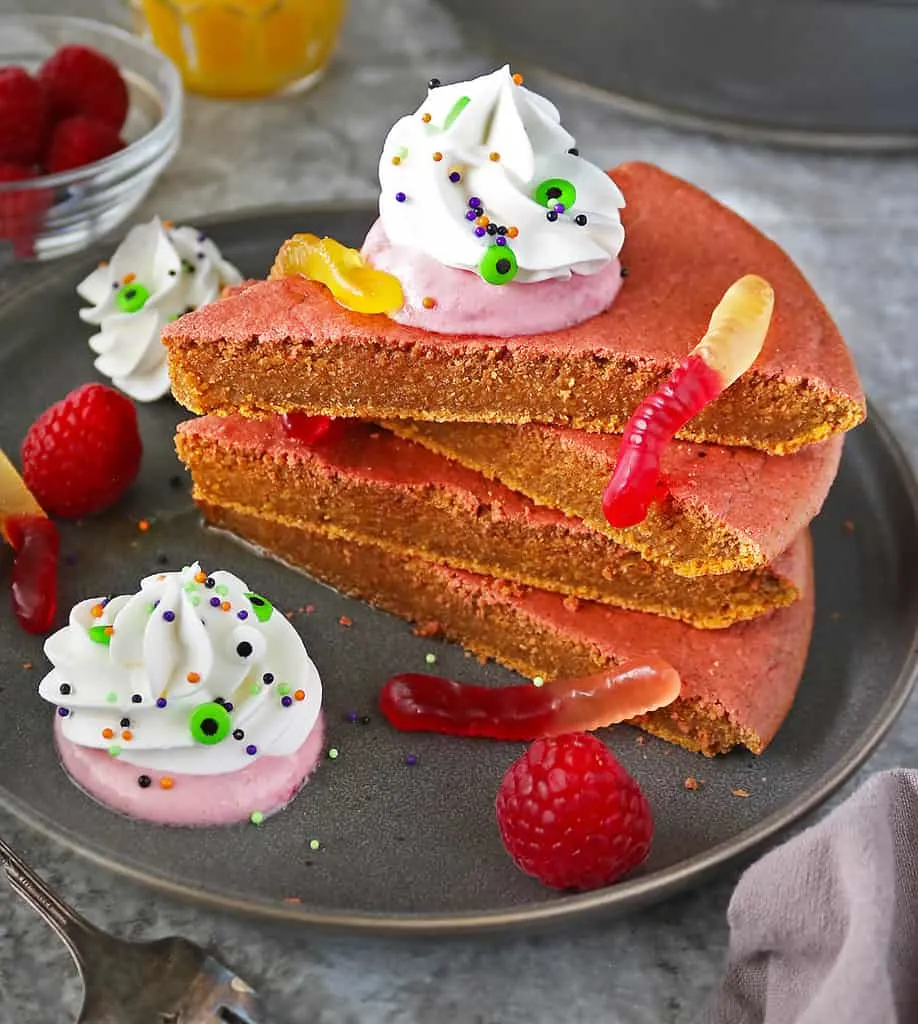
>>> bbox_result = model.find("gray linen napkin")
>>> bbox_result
[698,769,918,1024]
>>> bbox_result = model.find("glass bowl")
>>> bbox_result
[0,15,183,262]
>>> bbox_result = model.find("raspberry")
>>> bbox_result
[0,163,51,258]
[495,733,653,891]
[44,116,124,174]
[0,66,48,165]
[37,45,129,131]
[21,383,143,519]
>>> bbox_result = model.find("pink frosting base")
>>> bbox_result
[54,713,325,827]
[361,219,623,338]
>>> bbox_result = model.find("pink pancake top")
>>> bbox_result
[178,415,807,588]
[163,162,863,408]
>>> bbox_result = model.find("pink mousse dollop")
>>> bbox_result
[361,219,623,338]
[54,712,325,827]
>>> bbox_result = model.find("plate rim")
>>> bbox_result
[1,211,916,935]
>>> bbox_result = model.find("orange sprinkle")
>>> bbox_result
[507,226,519,238]
[102,728,114,740]
[186,672,200,683]
[123,272,136,284]
[156,574,166,581]
[294,689,306,702]
[121,729,133,741]
[163,219,174,229]
[194,571,207,583]
[476,215,490,227]
[98,259,109,268]
[90,604,104,619]
[421,112,432,123]
[104,626,114,637]
[159,777,174,790]
[137,519,150,532]
[338,615,353,627]
[512,73,524,85]
[421,296,436,310]
[489,151,501,162]
[221,601,231,612]
[432,151,443,162]
[391,155,401,165]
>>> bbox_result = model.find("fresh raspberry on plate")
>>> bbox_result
[495,733,653,891]
[21,383,143,519]
[0,66,48,165]
[44,116,124,174]
[37,44,129,131]
[0,163,51,259]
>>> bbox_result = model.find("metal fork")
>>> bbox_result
[0,836,267,1023]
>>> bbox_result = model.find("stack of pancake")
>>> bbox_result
[166,163,865,756]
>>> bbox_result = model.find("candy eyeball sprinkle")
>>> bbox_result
[533,178,577,211]
[232,625,267,662]
[115,281,150,314]
[244,592,274,622]
[479,244,519,286]
[189,702,232,745]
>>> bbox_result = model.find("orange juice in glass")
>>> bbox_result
[139,0,346,98]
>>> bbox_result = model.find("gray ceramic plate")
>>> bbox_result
[0,208,916,935]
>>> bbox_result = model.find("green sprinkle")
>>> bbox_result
[250,811,265,826]
[88,625,112,645]
[424,652,437,665]
[327,747,339,760]
[532,676,545,688]
[107,745,121,758]
[105,691,118,704]
[251,683,262,695]
[191,595,201,606]
[443,95,470,130]
[183,582,197,593]
[277,683,292,697]
[147,602,156,615]
[216,584,229,596]
[308,838,321,851]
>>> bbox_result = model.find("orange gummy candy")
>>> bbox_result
[269,233,404,315]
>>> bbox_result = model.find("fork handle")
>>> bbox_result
[0,837,100,959]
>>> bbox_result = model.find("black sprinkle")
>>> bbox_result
[59,683,72,695]
[359,715,371,726]
[168,475,184,489]
[236,641,253,658]
[428,77,441,89]
[233,729,245,740]
[486,223,498,235]
[697,451,707,458]
[620,267,629,278]
[138,775,151,789]
[131,694,143,704]
[205,577,216,589]
[120,717,130,728]
[262,672,274,684]
[568,147,579,155]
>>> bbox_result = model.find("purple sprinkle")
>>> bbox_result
[468,196,481,208]
[246,744,257,756]
[405,753,418,766]
[281,696,293,708]
[236,610,248,620]
[495,236,507,246]
[197,231,206,242]
[474,226,486,237]
[465,209,477,221]
[210,596,221,607]
[57,707,70,717]
[449,171,461,183]
[223,702,234,712]
[156,698,167,708]
[162,610,175,622]
[346,711,359,723]
[395,191,407,203]
[554,202,566,214]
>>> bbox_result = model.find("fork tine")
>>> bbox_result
[0,835,97,958]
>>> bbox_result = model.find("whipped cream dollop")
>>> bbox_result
[39,563,322,776]
[376,66,625,286]
[77,218,242,402]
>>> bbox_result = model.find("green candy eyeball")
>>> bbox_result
[533,177,577,210]
[115,281,150,314]
[189,702,232,745]
[479,244,519,286]
[245,592,274,622]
